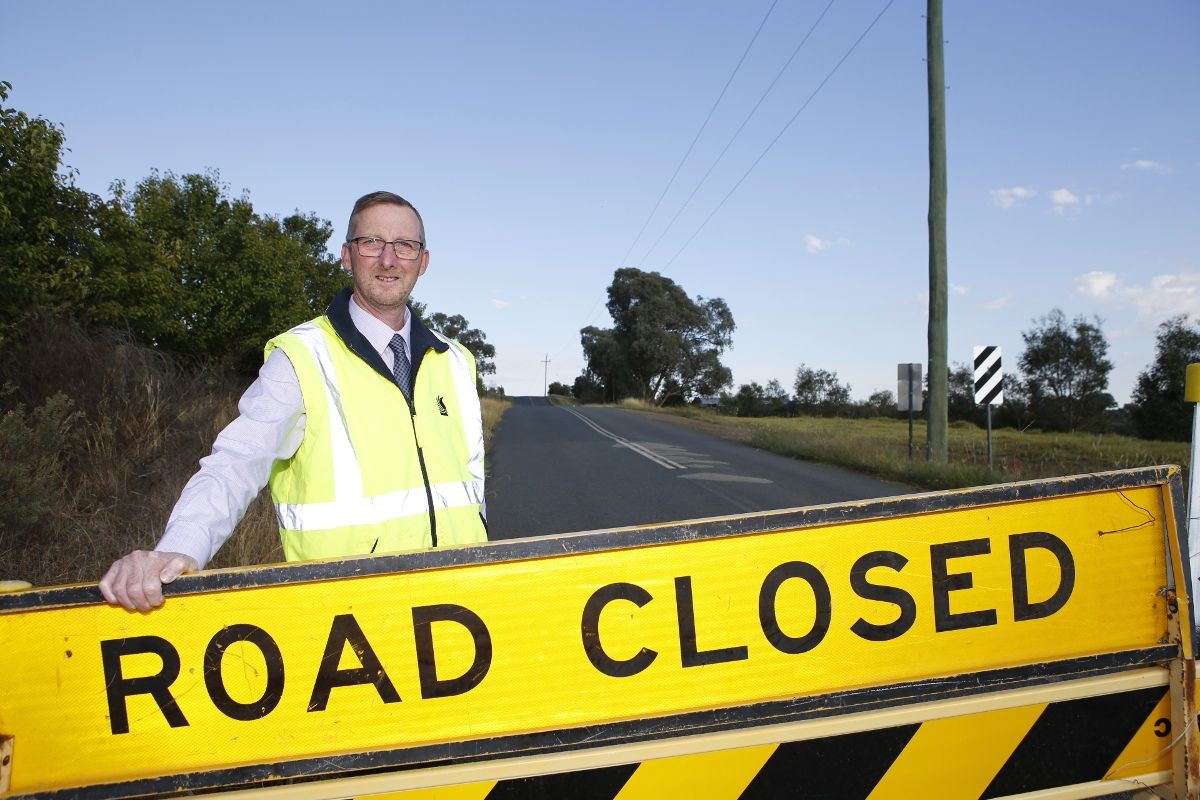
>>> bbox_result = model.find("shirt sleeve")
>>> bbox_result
[156,348,305,568]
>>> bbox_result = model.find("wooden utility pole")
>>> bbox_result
[926,0,948,462]
[542,354,550,396]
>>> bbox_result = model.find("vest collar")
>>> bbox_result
[325,288,449,384]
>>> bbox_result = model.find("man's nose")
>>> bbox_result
[378,241,399,266]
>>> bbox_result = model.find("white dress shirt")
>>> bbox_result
[157,297,412,567]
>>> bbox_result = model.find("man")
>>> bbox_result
[100,191,487,611]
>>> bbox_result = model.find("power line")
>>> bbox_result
[618,0,780,269]
[662,0,896,271]
[563,3,780,373]
[637,0,838,266]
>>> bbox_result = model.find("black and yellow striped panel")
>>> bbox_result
[373,685,1172,800]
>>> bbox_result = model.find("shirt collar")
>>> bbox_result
[349,294,412,361]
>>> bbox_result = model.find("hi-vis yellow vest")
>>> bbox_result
[264,315,486,561]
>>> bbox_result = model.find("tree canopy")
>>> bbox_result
[579,267,734,404]
[1018,309,1113,432]
[1130,315,1200,441]
[1,83,493,380]
[792,364,851,417]
[0,80,96,345]
[411,302,497,392]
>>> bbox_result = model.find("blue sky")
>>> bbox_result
[4,1,1197,402]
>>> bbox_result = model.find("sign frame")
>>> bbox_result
[1,466,1196,799]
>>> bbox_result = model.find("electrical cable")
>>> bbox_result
[637,0,838,266]
[661,0,896,271]
[618,0,781,269]
[565,2,781,376]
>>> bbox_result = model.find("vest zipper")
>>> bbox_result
[340,326,441,548]
[405,388,439,547]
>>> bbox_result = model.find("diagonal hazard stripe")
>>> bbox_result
[615,743,776,799]
[981,686,1168,797]
[485,762,638,799]
[1106,689,1174,781]
[739,725,919,799]
[363,683,1173,800]
[867,703,1047,799]
[973,345,998,371]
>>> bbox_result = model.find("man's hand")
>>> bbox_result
[99,550,199,611]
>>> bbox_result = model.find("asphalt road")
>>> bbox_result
[485,398,909,541]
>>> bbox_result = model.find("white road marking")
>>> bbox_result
[563,408,686,470]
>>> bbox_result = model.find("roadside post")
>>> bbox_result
[973,345,1004,469]
[897,362,922,460]
[0,467,1197,799]
[1185,362,1200,610]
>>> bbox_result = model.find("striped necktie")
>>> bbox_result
[388,334,412,401]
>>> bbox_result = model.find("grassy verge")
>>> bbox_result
[624,401,1189,491]
[482,395,510,449]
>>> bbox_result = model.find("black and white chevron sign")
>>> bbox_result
[973,346,1004,405]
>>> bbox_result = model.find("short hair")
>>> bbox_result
[346,191,426,243]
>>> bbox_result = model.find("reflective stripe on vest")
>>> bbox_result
[267,317,484,552]
[275,478,484,532]
[285,321,365,505]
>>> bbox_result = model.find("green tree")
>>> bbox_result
[572,372,606,403]
[763,379,790,416]
[1019,309,1114,432]
[793,364,851,417]
[947,362,983,424]
[733,382,767,417]
[579,325,634,403]
[0,81,98,343]
[864,389,897,418]
[122,170,346,370]
[1130,315,1200,441]
[422,310,496,379]
[582,267,734,404]
[412,307,496,395]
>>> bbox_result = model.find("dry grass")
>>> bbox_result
[482,395,510,450]
[639,405,1189,490]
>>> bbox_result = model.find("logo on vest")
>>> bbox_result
[437,395,449,416]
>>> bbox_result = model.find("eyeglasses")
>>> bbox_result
[349,236,424,260]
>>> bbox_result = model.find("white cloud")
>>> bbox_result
[804,235,831,254]
[1075,271,1118,298]
[991,186,1036,209]
[982,296,1010,310]
[1049,188,1080,215]
[951,283,968,296]
[1121,159,1172,174]
[491,298,510,310]
[1077,271,1200,320]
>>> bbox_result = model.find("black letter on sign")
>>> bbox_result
[675,576,749,667]
[850,551,916,642]
[759,562,832,655]
[931,539,998,632]
[413,604,492,699]
[1010,531,1075,621]
[100,636,188,735]
[204,624,286,721]
[580,582,658,677]
[308,614,401,712]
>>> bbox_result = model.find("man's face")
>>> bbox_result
[341,203,429,327]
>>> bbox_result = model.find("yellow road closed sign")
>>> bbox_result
[0,466,1195,798]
